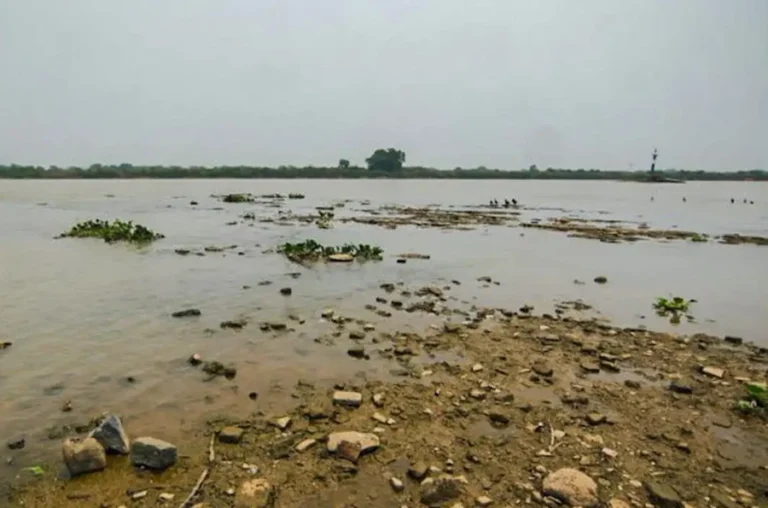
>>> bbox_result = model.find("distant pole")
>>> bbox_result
[650,148,658,174]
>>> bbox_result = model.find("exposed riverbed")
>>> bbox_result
[1,179,766,506]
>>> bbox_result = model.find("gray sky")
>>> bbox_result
[1,0,766,170]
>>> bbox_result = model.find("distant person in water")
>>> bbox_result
[731,198,735,204]
[750,200,754,204]
[683,197,687,202]
[651,196,655,201]
[503,199,510,208]
[744,198,748,203]
[512,198,518,206]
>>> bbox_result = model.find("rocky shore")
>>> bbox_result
[9,290,767,507]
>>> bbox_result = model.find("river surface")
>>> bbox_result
[1,179,766,481]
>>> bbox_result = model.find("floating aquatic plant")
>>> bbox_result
[653,296,696,324]
[59,219,163,244]
[277,239,383,263]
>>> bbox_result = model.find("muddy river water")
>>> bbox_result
[1,179,766,487]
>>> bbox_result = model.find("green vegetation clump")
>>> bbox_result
[653,296,696,324]
[60,219,164,244]
[690,233,709,243]
[735,383,767,418]
[277,239,383,263]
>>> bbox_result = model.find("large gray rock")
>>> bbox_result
[62,437,106,476]
[89,414,130,454]
[542,468,599,507]
[130,437,177,470]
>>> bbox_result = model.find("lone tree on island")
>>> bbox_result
[338,159,350,169]
[366,148,405,172]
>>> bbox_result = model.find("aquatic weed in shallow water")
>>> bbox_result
[277,239,383,263]
[59,219,164,244]
[653,296,696,324]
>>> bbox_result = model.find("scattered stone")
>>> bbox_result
[624,379,642,389]
[542,468,599,507]
[471,363,484,372]
[201,361,237,379]
[702,366,725,379]
[444,322,462,333]
[7,437,24,450]
[235,478,273,508]
[171,308,201,318]
[279,287,292,296]
[132,491,148,500]
[130,437,177,470]
[470,389,486,400]
[220,319,247,330]
[580,361,600,373]
[349,330,366,340]
[336,440,362,463]
[644,480,683,508]
[409,461,430,480]
[586,413,607,426]
[248,392,259,401]
[390,476,405,492]
[347,346,366,359]
[373,393,385,407]
[333,391,363,407]
[668,380,693,394]
[724,336,743,345]
[488,410,510,427]
[608,499,631,508]
[594,276,608,284]
[89,414,130,454]
[219,426,244,444]
[602,447,618,458]
[420,475,466,506]
[363,323,376,332]
[711,415,732,428]
[188,353,203,366]
[532,359,553,377]
[327,432,379,455]
[273,417,292,431]
[321,308,335,319]
[158,493,175,502]
[62,437,107,476]
[476,495,494,506]
[296,438,317,452]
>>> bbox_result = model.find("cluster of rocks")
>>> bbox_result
[61,414,176,477]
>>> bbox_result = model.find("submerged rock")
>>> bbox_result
[62,437,106,476]
[7,437,25,450]
[171,308,201,318]
[130,437,177,470]
[542,468,599,507]
[89,414,130,454]
[219,426,244,444]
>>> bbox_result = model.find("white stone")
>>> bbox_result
[273,417,292,430]
[602,447,618,459]
[390,477,404,492]
[235,479,273,508]
[476,496,494,506]
[326,431,379,454]
[702,366,725,379]
[333,391,362,407]
[158,493,175,502]
[472,363,484,372]
[295,439,316,452]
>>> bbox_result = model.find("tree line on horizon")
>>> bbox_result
[0,148,765,180]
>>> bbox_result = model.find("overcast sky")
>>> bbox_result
[1,0,766,170]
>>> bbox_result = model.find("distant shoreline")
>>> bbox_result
[1,165,766,181]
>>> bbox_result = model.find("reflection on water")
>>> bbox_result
[1,179,766,480]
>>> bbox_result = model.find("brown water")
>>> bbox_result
[1,179,766,480]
